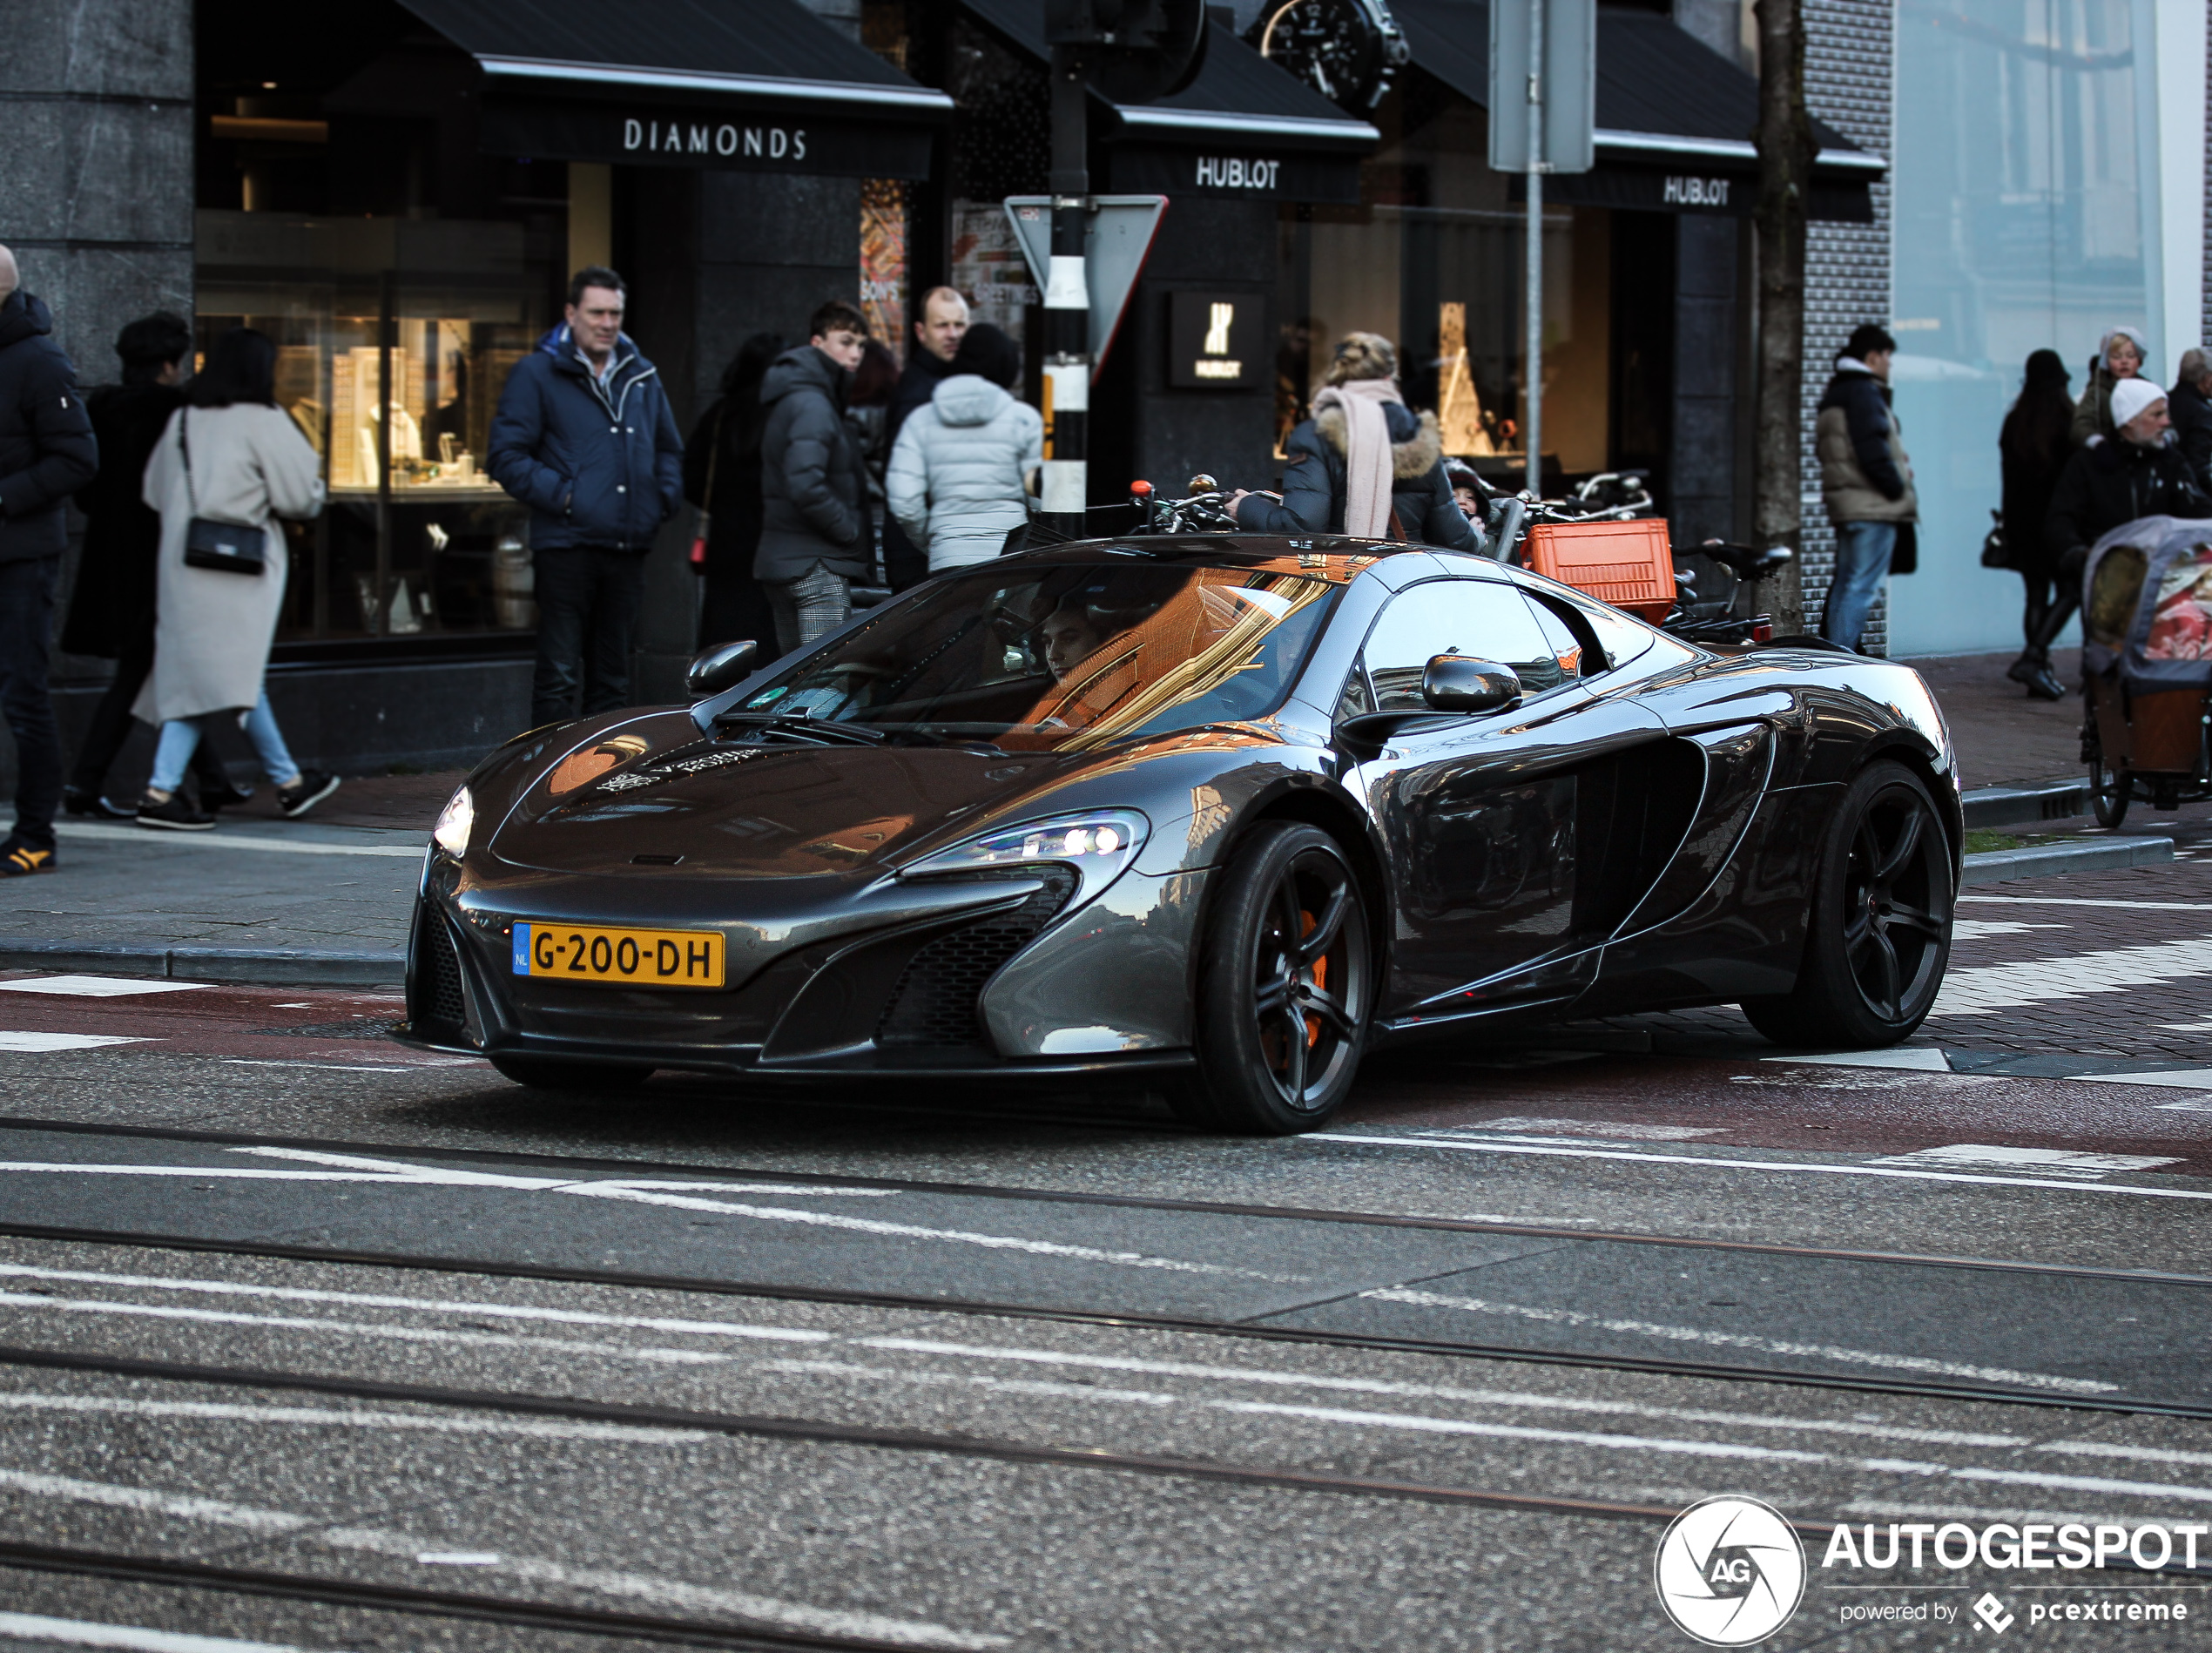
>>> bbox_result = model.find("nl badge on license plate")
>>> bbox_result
[511,922,725,988]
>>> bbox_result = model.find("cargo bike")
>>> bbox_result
[2080,516,2212,827]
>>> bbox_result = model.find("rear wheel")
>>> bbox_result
[1170,823,1372,1134]
[490,1055,654,1091]
[1740,759,1952,1049]
[2087,723,2131,828]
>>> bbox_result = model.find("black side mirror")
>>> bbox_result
[686,638,759,698]
[1421,655,1521,714]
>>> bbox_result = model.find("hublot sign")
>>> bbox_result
[479,99,933,180]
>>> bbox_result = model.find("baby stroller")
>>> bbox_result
[2080,516,2212,826]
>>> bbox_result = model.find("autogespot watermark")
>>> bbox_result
[1656,1499,2205,1643]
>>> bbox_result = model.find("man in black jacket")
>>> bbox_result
[2026,375,2212,666]
[2170,348,2212,491]
[756,300,872,651]
[488,266,684,726]
[0,247,97,874]
[880,287,969,590]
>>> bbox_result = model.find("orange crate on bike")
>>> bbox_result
[1524,519,1676,621]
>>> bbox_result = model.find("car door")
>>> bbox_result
[1343,577,1673,1016]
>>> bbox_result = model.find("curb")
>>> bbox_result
[1960,835,2175,887]
[1962,779,2087,829]
[0,941,406,988]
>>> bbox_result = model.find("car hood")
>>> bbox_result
[491,727,1119,879]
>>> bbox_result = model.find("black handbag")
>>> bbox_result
[178,410,266,576]
[1980,509,2011,570]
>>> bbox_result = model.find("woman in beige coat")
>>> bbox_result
[134,328,337,829]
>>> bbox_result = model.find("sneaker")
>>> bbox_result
[137,791,216,832]
[62,787,133,821]
[0,838,56,875]
[199,777,256,811]
[277,770,341,820]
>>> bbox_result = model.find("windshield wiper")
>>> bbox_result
[716,711,887,746]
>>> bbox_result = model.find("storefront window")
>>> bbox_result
[860,179,912,364]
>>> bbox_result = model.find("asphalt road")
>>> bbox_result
[1,865,2211,1649]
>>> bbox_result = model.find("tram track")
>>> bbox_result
[3,1114,2209,1292]
[0,1217,2202,1420]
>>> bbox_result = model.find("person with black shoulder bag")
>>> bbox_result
[134,327,336,830]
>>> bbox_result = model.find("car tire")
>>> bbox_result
[489,1055,655,1090]
[1170,822,1372,1135]
[1740,759,1953,1049]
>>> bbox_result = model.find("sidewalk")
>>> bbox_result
[0,648,2189,988]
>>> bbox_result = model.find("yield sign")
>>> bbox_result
[1002,195,1167,382]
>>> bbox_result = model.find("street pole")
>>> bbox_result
[1523,0,1543,500]
[1042,44,1091,541]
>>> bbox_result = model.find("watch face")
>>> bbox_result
[1257,0,1399,110]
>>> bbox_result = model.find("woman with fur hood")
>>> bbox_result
[1228,333,1480,552]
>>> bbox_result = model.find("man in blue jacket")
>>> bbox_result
[0,246,97,874]
[489,267,683,725]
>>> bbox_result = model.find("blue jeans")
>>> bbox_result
[1822,522,1896,651]
[150,691,299,793]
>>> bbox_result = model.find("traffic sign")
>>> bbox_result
[1487,0,1595,174]
[1002,195,1169,380]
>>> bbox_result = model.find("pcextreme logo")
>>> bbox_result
[1655,1495,1808,1646]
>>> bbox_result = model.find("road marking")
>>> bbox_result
[1771,1048,1950,1071]
[0,1261,833,1340]
[1314,1131,2212,1201]
[0,1611,351,1653]
[2081,1069,2212,1091]
[0,1032,151,1051]
[0,1391,715,1446]
[415,1551,502,1565]
[1357,1286,2117,1394]
[0,975,211,997]
[1438,1118,1725,1141]
[1952,920,2068,940]
[1868,1145,2184,1177]
[58,824,424,859]
[215,1062,420,1073]
[1959,895,2212,910]
[1932,934,2212,1015]
[0,1467,1006,1650]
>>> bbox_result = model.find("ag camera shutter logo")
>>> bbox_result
[1655,1495,1806,1645]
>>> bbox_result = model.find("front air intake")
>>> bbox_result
[413,907,468,1030]
[877,867,1078,1049]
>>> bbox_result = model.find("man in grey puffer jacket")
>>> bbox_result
[886,325,1041,574]
[757,300,872,651]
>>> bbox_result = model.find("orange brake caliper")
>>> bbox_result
[1300,911,1327,1047]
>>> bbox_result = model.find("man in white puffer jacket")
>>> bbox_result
[886,324,1042,574]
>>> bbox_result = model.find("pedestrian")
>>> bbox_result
[1995,348,2076,700]
[756,300,872,653]
[2034,377,2212,672]
[2071,327,2148,448]
[134,327,337,830]
[1224,332,1478,552]
[880,287,971,591]
[886,322,1042,575]
[488,266,683,726]
[2168,347,2212,489]
[0,246,98,874]
[61,313,246,816]
[682,332,783,653]
[1814,324,1918,652]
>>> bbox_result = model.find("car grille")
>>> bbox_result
[877,867,1078,1050]
[415,907,468,1029]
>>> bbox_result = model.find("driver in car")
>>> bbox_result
[1042,602,1111,683]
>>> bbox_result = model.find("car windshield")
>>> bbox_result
[730,561,1339,752]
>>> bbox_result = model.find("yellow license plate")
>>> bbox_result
[511,921,725,988]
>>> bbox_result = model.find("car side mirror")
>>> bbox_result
[686,638,759,698]
[1421,655,1521,714]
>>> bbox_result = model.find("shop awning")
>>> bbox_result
[400,0,952,179]
[957,0,1378,202]
[1388,0,1881,218]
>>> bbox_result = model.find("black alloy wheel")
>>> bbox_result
[1172,821,1372,1134]
[490,1055,655,1091]
[1741,759,1953,1049]
[2087,723,2130,828]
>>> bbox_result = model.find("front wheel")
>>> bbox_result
[490,1055,655,1091]
[1740,759,1953,1049]
[1170,822,1373,1135]
[2087,725,2131,828]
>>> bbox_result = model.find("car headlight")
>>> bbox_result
[432,786,474,859]
[899,809,1148,906]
